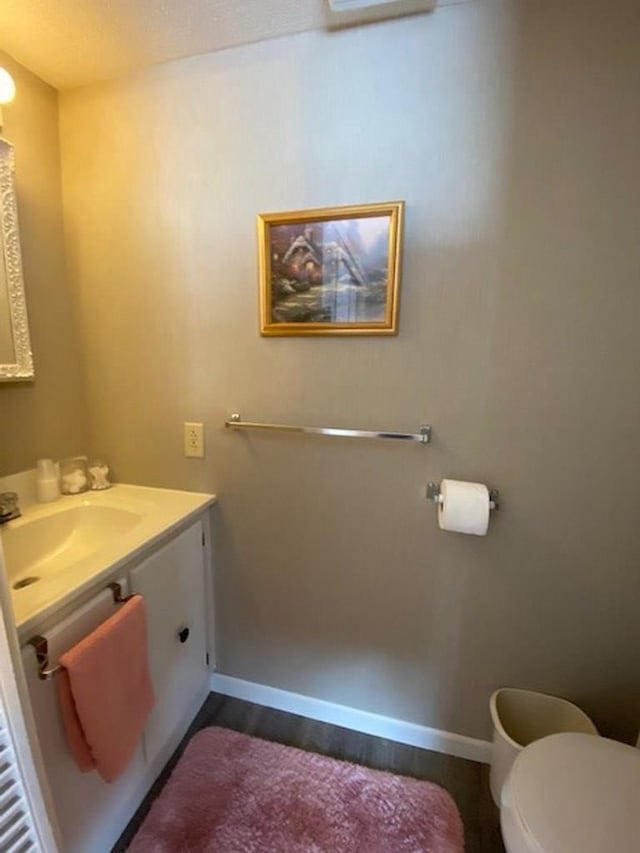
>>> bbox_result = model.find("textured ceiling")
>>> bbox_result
[0,0,456,91]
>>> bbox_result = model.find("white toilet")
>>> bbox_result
[500,731,640,852]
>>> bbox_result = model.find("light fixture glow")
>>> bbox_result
[0,69,16,105]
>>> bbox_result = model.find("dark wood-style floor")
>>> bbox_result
[114,692,505,852]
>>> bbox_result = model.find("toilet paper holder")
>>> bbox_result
[426,482,500,511]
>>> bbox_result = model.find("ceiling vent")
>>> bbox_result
[326,0,436,25]
[328,0,433,11]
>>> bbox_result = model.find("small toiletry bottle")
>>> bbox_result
[36,458,60,503]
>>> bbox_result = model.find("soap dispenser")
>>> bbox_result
[36,458,60,503]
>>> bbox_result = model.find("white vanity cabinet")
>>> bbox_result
[20,514,212,853]
[129,520,209,766]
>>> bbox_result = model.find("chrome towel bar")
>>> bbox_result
[225,413,432,444]
[27,582,134,681]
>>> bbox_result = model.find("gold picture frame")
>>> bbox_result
[258,201,404,336]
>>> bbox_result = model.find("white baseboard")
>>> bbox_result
[210,673,492,765]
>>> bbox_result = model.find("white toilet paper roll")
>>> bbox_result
[438,479,490,536]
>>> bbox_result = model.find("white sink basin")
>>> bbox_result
[0,484,216,637]
[3,503,143,583]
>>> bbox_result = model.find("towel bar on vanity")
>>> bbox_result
[225,413,432,444]
[27,582,134,681]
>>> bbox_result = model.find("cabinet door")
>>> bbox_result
[21,578,148,853]
[129,520,208,765]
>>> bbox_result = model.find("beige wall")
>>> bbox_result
[59,0,640,741]
[0,52,88,475]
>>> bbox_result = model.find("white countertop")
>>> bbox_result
[1,483,216,639]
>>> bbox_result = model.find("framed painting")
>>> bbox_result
[258,201,404,336]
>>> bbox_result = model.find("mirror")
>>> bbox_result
[0,138,33,381]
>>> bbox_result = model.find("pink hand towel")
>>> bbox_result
[57,594,155,783]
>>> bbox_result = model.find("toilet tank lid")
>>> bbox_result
[507,733,640,853]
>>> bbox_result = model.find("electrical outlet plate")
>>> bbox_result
[184,422,204,458]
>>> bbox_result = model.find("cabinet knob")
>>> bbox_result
[177,626,190,644]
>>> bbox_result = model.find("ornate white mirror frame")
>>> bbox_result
[0,138,33,381]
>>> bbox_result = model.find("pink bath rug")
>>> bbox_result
[129,726,464,852]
